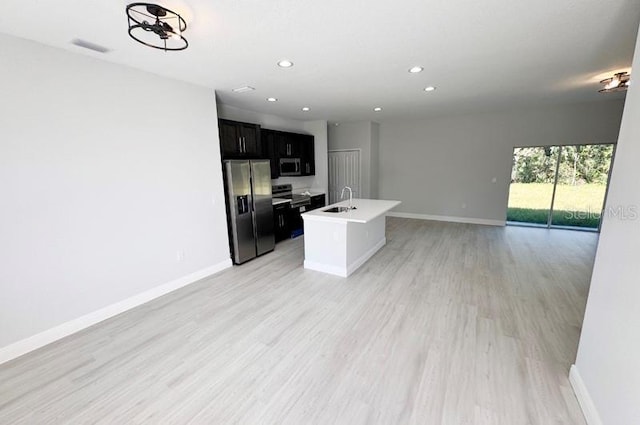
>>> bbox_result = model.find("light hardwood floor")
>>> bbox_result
[0,218,597,424]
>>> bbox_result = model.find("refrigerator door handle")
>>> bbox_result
[239,195,249,214]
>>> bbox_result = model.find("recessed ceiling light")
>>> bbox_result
[424,86,437,92]
[409,66,423,73]
[277,60,294,68]
[232,86,255,93]
[302,107,310,112]
[267,97,278,102]
[373,107,382,112]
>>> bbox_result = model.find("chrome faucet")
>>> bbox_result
[341,186,353,209]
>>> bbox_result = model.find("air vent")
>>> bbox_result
[71,39,111,53]
[232,86,255,93]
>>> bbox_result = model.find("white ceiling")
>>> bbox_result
[1,0,639,122]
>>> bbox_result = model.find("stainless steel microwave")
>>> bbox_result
[279,157,301,176]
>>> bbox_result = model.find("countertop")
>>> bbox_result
[301,199,401,223]
[272,198,291,206]
[295,190,326,197]
[272,190,325,206]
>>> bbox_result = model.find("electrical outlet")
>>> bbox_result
[176,250,185,262]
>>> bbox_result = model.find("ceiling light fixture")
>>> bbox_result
[599,72,631,93]
[232,86,255,93]
[267,97,278,102]
[302,107,310,112]
[424,86,437,92]
[373,107,382,112]
[409,66,424,73]
[277,60,294,68]
[126,3,188,51]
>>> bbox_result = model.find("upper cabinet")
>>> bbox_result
[277,132,301,158]
[218,119,262,158]
[299,134,315,176]
[219,119,315,178]
[261,129,279,179]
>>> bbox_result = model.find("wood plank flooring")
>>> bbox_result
[0,218,597,424]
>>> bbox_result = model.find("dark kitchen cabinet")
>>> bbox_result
[288,205,304,238]
[309,194,325,211]
[299,134,315,176]
[240,123,260,155]
[273,203,290,242]
[218,119,261,158]
[277,132,301,158]
[257,127,315,178]
[261,129,279,179]
[219,120,240,156]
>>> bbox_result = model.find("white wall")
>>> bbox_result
[0,34,230,355]
[216,104,328,193]
[377,100,625,223]
[572,25,640,425]
[304,120,329,196]
[328,121,376,198]
[370,123,380,199]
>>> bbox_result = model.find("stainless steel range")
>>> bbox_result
[272,184,309,238]
[272,184,310,208]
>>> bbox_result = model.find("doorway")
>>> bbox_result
[507,144,615,230]
[328,150,361,204]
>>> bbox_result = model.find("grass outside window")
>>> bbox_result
[507,183,605,228]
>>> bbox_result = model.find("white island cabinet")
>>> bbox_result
[301,199,401,277]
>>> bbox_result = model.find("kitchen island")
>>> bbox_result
[301,199,401,277]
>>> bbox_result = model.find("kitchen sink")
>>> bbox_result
[324,206,357,213]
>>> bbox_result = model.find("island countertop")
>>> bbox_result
[302,199,401,224]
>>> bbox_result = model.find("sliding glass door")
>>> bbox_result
[507,144,614,230]
[507,146,559,226]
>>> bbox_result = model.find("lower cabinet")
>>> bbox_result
[273,203,290,242]
[273,194,326,244]
[309,194,326,211]
[288,206,305,238]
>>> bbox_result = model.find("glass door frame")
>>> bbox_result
[507,142,617,232]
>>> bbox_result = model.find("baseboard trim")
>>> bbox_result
[304,260,348,277]
[346,237,386,276]
[387,212,505,227]
[569,364,603,425]
[0,259,232,365]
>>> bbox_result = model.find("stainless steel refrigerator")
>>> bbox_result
[223,159,275,264]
